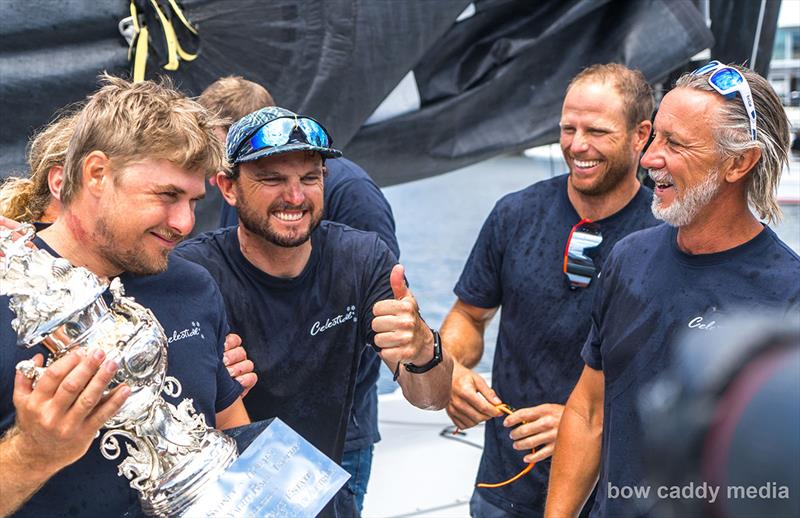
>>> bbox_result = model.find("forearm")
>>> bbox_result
[0,427,58,516]
[545,400,603,517]
[215,398,250,430]
[440,302,495,368]
[396,351,454,410]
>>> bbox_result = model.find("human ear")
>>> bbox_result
[724,147,762,184]
[216,172,238,207]
[82,151,112,198]
[48,165,63,200]
[633,120,653,153]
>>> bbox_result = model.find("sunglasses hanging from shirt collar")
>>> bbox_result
[563,219,603,289]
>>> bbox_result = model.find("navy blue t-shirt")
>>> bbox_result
[581,223,800,518]
[220,157,398,453]
[455,174,658,516]
[174,221,396,465]
[1,239,242,518]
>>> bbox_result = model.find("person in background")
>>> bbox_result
[198,76,399,512]
[441,63,659,517]
[0,112,77,224]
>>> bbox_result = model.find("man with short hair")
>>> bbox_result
[546,63,800,517]
[198,75,400,511]
[175,106,452,517]
[0,75,249,517]
[441,63,659,517]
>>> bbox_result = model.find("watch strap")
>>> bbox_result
[404,329,443,374]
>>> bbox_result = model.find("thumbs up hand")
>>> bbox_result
[372,264,436,368]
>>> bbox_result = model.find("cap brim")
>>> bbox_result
[234,142,342,164]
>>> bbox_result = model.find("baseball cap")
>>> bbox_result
[226,106,342,165]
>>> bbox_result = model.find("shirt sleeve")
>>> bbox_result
[581,313,604,371]
[453,203,505,309]
[211,284,244,412]
[325,176,401,259]
[581,249,617,371]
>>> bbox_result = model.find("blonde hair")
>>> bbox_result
[0,112,78,222]
[675,65,790,223]
[60,74,228,205]
[198,76,275,130]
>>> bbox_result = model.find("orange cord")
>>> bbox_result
[475,402,537,488]
[476,461,535,488]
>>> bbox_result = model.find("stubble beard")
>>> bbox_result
[569,147,637,197]
[94,215,170,276]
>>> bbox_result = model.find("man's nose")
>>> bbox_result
[169,201,195,237]
[283,179,306,206]
[570,131,590,154]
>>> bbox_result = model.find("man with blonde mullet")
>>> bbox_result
[0,75,250,517]
[546,63,800,517]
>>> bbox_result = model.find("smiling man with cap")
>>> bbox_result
[175,106,453,517]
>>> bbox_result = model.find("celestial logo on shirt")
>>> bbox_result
[687,306,725,332]
[310,305,357,336]
[167,321,205,343]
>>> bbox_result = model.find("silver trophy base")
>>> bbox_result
[141,430,238,517]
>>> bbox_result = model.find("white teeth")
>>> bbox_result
[574,159,600,168]
[649,168,673,185]
[274,211,303,222]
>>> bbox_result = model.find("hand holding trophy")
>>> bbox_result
[2,224,238,516]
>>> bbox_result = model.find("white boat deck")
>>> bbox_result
[363,388,485,518]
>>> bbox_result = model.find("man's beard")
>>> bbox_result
[650,168,721,227]
[569,148,637,197]
[94,215,173,275]
[237,197,322,248]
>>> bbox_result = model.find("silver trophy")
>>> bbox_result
[0,225,237,517]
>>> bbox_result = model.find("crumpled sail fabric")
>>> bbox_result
[345,0,717,186]
[0,0,468,176]
[1,0,774,187]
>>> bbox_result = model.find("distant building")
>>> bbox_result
[769,24,800,106]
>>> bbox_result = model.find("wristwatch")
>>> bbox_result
[405,329,443,374]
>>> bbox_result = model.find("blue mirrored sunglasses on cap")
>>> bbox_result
[691,60,757,140]
[235,116,333,160]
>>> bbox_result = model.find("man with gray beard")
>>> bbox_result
[546,62,800,518]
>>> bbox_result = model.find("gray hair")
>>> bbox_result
[675,64,789,223]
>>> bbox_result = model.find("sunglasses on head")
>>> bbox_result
[563,219,602,290]
[233,116,333,162]
[691,61,757,140]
